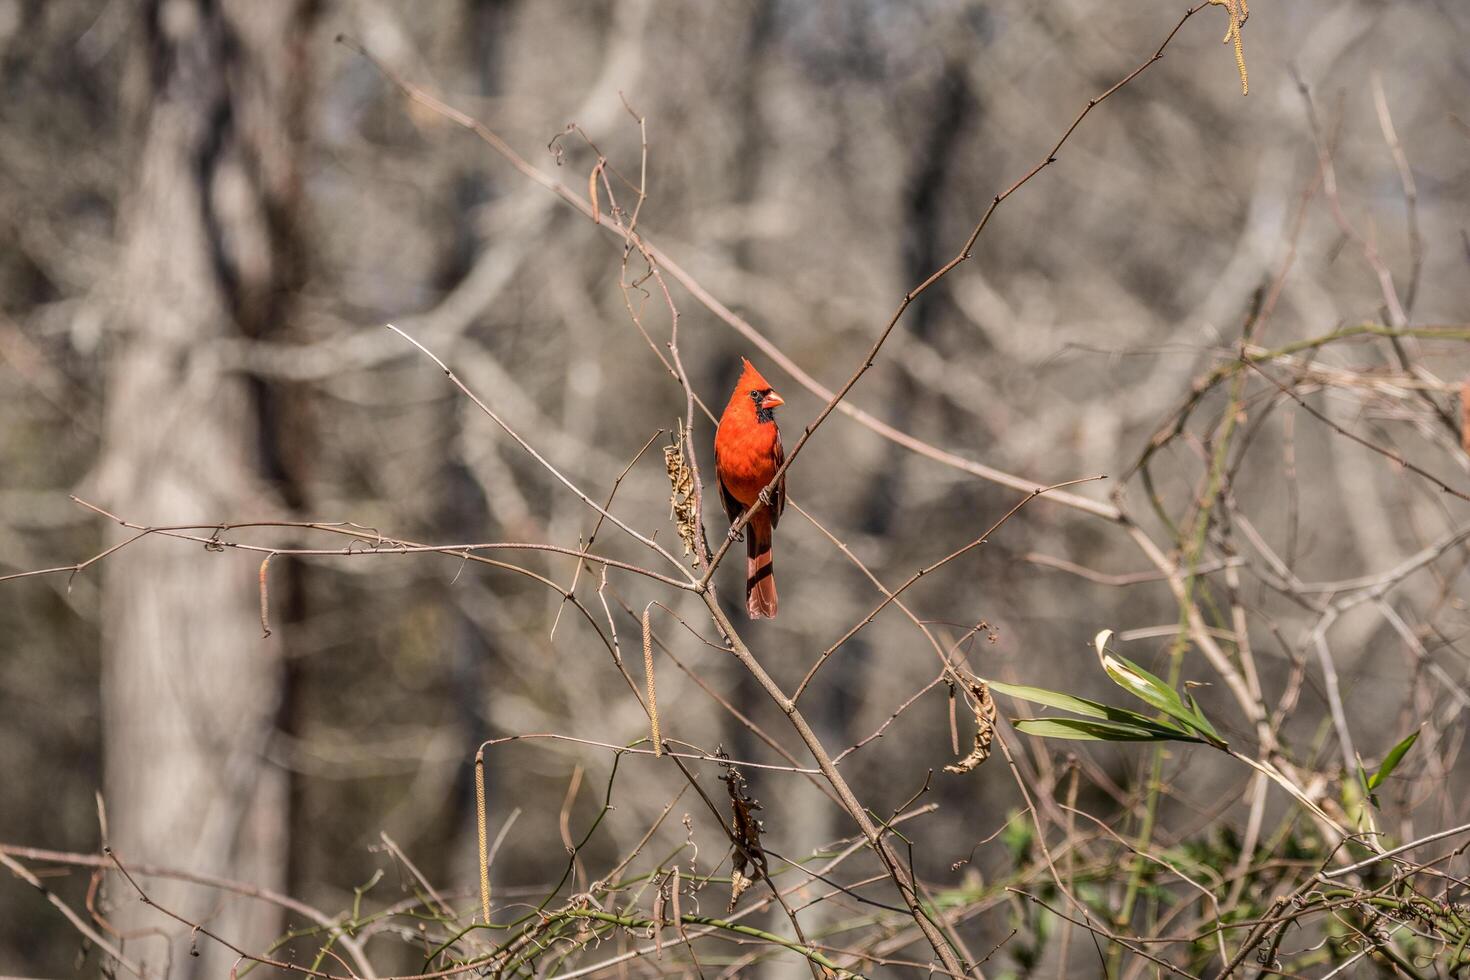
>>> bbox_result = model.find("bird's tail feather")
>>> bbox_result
[746,521,777,619]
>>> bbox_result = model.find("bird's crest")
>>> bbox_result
[739,357,774,392]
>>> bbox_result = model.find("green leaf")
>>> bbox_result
[1102,652,1187,716]
[1011,717,1203,743]
[1095,630,1225,746]
[984,680,1191,739]
[1096,631,1183,715]
[1367,729,1420,791]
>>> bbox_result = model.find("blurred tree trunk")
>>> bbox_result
[99,1,315,973]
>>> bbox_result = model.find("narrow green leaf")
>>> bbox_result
[1096,631,1185,714]
[1012,717,1202,743]
[984,680,1191,739]
[985,680,1113,719]
[1367,729,1420,791]
[1103,653,1186,714]
[1354,760,1379,809]
[1096,629,1226,747]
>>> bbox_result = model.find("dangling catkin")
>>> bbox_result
[474,748,490,924]
[642,606,661,756]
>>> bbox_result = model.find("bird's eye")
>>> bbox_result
[749,389,761,399]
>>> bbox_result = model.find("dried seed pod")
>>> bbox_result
[944,680,996,774]
[720,751,767,911]
[664,423,700,564]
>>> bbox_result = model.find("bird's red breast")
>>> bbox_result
[714,358,786,619]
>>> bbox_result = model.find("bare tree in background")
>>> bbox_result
[97,2,316,972]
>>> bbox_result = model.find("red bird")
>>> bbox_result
[714,358,786,619]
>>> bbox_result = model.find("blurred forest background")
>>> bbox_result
[4,0,1470,977]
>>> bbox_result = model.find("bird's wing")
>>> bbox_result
[769,430,786,529]
[713,427,743,524]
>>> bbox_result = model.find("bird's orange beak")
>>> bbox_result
[763,390,784,408]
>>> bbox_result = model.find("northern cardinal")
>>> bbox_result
[714,358,786,619]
